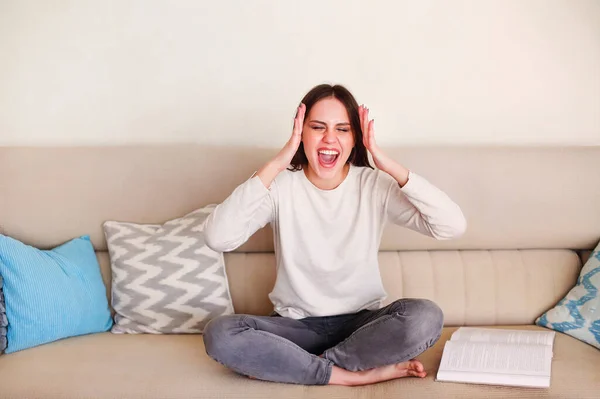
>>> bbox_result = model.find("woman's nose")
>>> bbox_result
[323,129,336,143]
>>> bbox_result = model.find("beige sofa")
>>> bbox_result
[0,145,599,399]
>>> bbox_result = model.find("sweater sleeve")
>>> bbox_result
[204,174,274,252]
[382,170,467,240]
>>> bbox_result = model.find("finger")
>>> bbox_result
[363,108,370,140]
[369,119,375,143]
[362,109,368,146]
[293,109,299,133]
[298,103,306,124]
[292,115,298,138]
[293,105,303,136]
[360,105,366,129]
[298,105,306,136]
[358,105,364,126]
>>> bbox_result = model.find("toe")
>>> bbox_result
[408,369,427,378]
[411,360,425,373]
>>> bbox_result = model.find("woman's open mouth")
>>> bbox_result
[317,149,340,168]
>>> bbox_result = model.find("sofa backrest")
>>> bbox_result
[2,146,599,325]
[1,146,598,251]
[93,247,582,326]
[223,250,583,326]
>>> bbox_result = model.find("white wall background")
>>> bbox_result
[1,0,599,146]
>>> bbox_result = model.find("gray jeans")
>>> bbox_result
[203,298,444,385]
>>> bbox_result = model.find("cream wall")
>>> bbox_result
[1,0,599,146]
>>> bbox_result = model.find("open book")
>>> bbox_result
[436,327,556,388]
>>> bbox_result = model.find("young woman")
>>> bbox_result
[203,84,466,386]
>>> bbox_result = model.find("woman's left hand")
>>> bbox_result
[359,105,410,186]
[359,105,392,173]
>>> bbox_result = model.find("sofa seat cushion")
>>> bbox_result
[0,326,598,399]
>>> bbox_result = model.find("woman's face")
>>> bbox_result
[302,97,355,188]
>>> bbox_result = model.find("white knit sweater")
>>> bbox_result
[205,164,466,319]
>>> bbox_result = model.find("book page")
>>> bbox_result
[436,370,550,388]
[438,341,553,377]
[451,327,555,346]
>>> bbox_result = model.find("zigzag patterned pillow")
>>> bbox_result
[103,206,234,334]
[536,240,600,349]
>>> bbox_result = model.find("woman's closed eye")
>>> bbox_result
[310,125,349,133]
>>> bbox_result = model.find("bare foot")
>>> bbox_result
[328,359,427,386]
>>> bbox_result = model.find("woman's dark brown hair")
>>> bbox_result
[289,84,373,171]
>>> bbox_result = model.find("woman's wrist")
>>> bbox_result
[256,159,285,189]
[383,159,410,187]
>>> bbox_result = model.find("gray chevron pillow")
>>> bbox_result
[103,206,234,334]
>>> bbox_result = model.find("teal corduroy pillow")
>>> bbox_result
[0,234,113,353]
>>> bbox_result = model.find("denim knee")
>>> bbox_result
[203,315,242,363]
[403,298,444,342]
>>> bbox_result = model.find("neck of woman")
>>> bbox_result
[304,163,351,190]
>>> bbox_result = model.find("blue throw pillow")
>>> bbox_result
[0,234,113,353]
[0,274,7,353]
[536,240,600,349]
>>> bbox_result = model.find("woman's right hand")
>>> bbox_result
[275,103,306,170]
[256,103,306,188]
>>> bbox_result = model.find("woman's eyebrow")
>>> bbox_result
[308,120,350,126]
